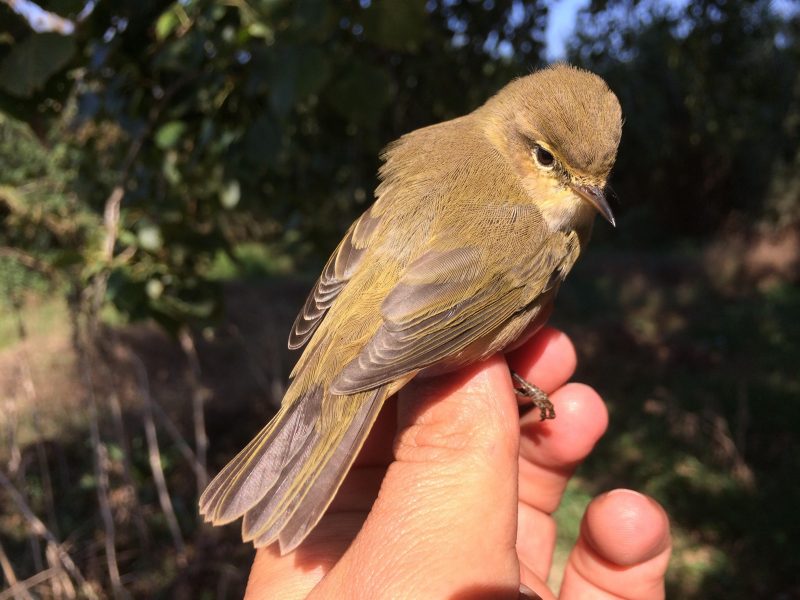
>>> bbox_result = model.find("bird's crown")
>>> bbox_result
[483,64,622,181]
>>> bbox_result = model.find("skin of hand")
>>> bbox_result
[242,328,672,600]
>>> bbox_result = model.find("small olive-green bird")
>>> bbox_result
[200,64,622,554]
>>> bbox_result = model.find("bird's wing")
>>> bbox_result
[288,208,381,349]
[330,208,576,394]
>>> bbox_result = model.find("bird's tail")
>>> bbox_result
[199,384,387,554]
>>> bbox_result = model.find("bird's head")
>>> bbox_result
[481,64,622,227]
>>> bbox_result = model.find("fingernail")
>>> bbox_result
[518,583,542,600]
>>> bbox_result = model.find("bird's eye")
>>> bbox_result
[533,145,555,168]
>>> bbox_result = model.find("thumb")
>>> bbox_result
[318,353,523,599]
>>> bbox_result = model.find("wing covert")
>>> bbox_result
[330,221,570,394]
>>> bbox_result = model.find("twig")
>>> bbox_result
[0,0,75,34]
[0,566,61,600]
[74,0,97,23]
[89,70,200,321]
[102,186,125,262]
[3,394,21,481]
[69,301,126,598]
[0,471,96,599]
[150,398,206,482]
[2,395,44,575]
[178,328,209,495]
[76,332,127,599]
[12,301,59,538]
[98,70,199,269]
[128,351,187,566]
[107,387,152,549]
[44,543,75,599]
[89,411,127,598]
[95,332,151,550]
[0,540,34,600]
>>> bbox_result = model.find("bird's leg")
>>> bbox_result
[511,371,555,421]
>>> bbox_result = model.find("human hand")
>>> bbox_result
[244,328,671,599]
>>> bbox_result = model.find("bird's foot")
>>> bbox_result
[512,371,555,421]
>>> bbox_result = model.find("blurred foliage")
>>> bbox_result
[555,251,800,598]
[0,0,547,329]
[572,0,800,241]
[0,0,798,598]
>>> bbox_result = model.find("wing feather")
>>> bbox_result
[288,209,381,350]
[330,226,569,394]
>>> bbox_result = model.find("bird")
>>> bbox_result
[199,63,622,555]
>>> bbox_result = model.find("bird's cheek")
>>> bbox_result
[519,170,555,200]
[537,191,586,231]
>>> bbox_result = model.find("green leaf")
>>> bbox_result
[155,121,187,149]
[137,225,163,251]
[0,33,76,98]
[150,293,216,320]
[155,10,179,41]
[219,180,241,209]
[247,22,272,40]
[162,150,182,185]
[145,279,164,299]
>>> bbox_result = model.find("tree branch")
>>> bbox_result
[128,350,188,567]
[1,0,76,35]
[0,540,34,600]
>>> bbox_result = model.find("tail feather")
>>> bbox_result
[199,386,323,524]
[201,383,389,554]
[246,387,386,550]
[199,425,274,523]
[275,390,385,552]
[240,428,320,541]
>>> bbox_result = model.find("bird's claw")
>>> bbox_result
[512,371,556,421]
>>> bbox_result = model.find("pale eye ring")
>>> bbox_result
[533,144,555,169]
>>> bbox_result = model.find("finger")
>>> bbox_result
[518,383,608,511]
[245,521,358,600]
[561,489,671,600]
[516,384,608,584]
[314,353,522,599]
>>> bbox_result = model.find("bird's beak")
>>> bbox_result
[570,183,616,227]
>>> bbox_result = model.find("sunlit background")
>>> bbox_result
[1,0,798,597]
